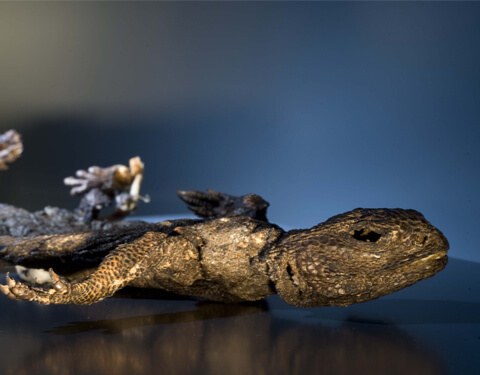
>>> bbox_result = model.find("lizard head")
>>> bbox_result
[269,208,449,307]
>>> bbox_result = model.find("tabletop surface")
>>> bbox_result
[0,254,478,375]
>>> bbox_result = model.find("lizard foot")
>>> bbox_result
[177,189,269,220]
[0,270,70,303]
[177,189,226,218]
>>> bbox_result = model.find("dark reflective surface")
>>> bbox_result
[0,257,479,375]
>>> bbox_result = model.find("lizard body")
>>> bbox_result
[0,198,448,307]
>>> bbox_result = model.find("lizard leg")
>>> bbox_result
[177,189,269,221]
[0,232,163,305]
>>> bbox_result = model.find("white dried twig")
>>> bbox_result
[0,130,23,170]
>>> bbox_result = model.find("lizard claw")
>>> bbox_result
[6,272,16,288]
[0,283,15,300]
[49,268,60,283]
[49,268,69,294]
[0,273,15,299]
[1,273,36,301]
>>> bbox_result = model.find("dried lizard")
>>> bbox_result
[0,131,449,307]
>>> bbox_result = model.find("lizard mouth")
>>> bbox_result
[415,249,448,268]
[418,250,448,262]
[417,249,448,263]
[394,249,448,277]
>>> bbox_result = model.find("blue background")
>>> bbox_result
[0,2,479,262]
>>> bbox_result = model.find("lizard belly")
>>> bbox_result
[131,217,283,302]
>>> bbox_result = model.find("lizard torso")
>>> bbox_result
[130,217,283,303]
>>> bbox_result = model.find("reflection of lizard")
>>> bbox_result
[0,131,449,307]
[3,302,445,375]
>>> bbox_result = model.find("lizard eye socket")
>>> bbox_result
[351,228,382,243]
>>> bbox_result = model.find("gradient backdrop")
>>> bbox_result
[0,2,479,262]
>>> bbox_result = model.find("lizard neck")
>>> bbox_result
[264,229,310,306]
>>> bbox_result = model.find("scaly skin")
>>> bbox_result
[267,208,449,307]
